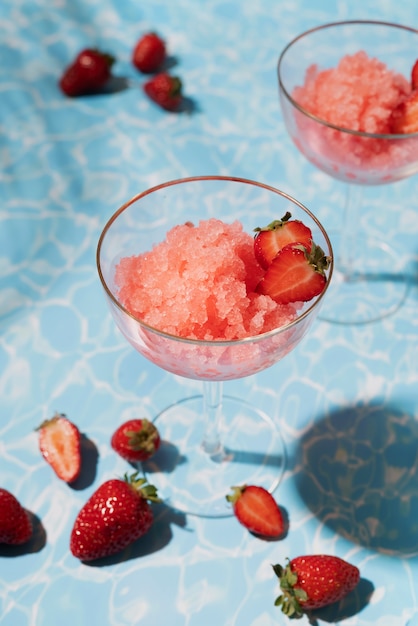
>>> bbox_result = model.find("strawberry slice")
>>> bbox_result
[390,89,418,134]
[256,242,329,304]
[37,413,81,483]
[254,212,312,270]
[411,59,418,90]
[226,484,285,537]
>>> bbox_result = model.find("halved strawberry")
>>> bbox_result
[256,242,329,304]
[411,59,418,90]
[390,90,418,134]
[37,413,81,483]
[254,212,312,270]
[226,484,285,537]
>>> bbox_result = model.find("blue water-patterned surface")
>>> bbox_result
[1,1,418,625]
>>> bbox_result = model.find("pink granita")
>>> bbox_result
[290,51,417,183]
[115,218,298,341]
[293,51,410,134]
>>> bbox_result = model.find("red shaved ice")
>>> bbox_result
[115,218,299,341]
[289,51,418,183]
[293,51,410,134]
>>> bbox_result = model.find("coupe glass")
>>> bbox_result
[278,20,418,324]
[97,176,333,516]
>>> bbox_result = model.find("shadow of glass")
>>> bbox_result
[292,402,418,558]
[142,439,186,474]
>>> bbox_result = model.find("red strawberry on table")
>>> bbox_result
[254,212,313,270]
[111,418,161,463]
[226,485,285,537]
[0,488,33,545]
[256,241,330,304]
[70,473,160,561]
[390,90,418,134]
[59,48,115,97]
[132,32,166,73]
[273,555,360,617]
[37,412,81,483]
[143,72,183,111]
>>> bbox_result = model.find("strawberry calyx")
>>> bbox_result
[253,211,293,233]
[168,76,182,98]
[272,560,307,617]
[100,51,116,71]
[225,484,246,505]
[301,241,331,276]
[126,419,159,456]
[124,471,161,503]
[35,411,64,431]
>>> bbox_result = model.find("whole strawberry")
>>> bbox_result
[0,488,32,545]
[132,32,166,73]
[70,473,160,561]
[111,418,161,463]
[59,48,115,97]
[143,72,183,111]
[226,485,285,538]
[254,212,313,270]
[273,555,360,617]
[37,412,81,483]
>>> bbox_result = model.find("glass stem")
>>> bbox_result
[339,182,363,280]
[201,380,225,457]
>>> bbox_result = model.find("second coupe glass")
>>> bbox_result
[278,20,418,324]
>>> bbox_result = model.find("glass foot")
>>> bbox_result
[142,395,286,517]
[319,232,408,325]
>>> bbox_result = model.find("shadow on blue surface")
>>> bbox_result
[293,402,418,558]
[69,434,99,491]
[142,439,187,473]
[144,441,285,473]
